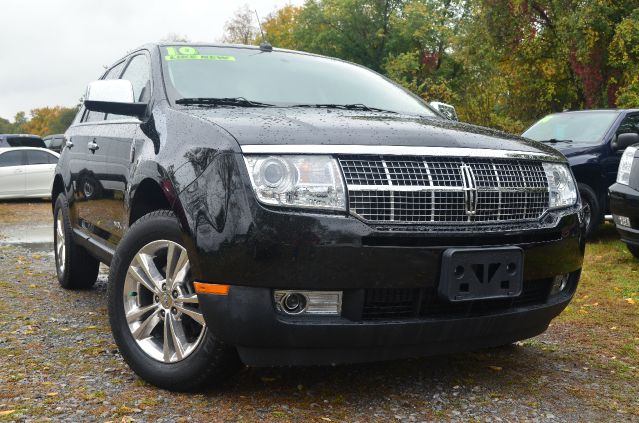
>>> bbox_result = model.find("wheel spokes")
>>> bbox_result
[132,308,162,340]
[128,265,159,294]
[126,303,158,324]
[171,249,190,285]
[175,293,198,304]
[168,315,186,360]
[162,318,171,362]
[135,253,164,291]
[175,304,205,326]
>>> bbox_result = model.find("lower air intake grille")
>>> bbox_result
[361,279,553,320]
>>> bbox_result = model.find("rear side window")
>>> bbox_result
[6,137,45,148]
[0,151,24,167]
[26,150,57,165]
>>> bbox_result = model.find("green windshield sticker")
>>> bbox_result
[165,54,236,61]
[164,46,235,62]
[539,115,553,123]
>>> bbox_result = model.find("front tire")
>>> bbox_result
[579,184,600,239]
[54,194,100,289]
[627,244,639,259]
[107,210,239,391]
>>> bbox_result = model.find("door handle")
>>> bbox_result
[65,140,74,148]
[88,141,100,152]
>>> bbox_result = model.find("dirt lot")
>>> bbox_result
[0,201,637,422]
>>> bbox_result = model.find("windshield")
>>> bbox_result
[161,45,436,117]
[522,111,619,144]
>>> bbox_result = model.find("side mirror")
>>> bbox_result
[429,101,458,121]
[612,133,639,151]
[83,80,147,118]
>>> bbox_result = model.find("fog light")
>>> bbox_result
[274,290,342,316]
[551,274,570,295]
[614,215,631,228]
[281,293,307,314]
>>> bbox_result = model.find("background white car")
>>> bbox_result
[0,147,59,199]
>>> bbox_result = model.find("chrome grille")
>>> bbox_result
[339,156,549,224]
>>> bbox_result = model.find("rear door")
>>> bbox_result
[71,60,126,241]
[0,150,26,198]
[24,149,58,196]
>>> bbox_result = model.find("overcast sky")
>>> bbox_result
[0,0,302,120]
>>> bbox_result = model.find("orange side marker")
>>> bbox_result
[193,282,230,295]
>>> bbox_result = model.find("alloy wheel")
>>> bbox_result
[582,202,592,232]
[55,213,65,274]
[123,240,206,363]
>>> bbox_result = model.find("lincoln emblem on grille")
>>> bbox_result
[459,164,478,216]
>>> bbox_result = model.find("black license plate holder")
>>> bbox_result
[439,247,524,302]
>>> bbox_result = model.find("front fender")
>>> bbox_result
[175,152,255,281]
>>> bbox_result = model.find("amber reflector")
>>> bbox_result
[193,282,230,295]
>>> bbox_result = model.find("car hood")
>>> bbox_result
[542,142,599,158]
[186,108,563,158]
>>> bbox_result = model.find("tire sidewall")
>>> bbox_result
[53,195,73,288]
[108,212,222,390]
[578,184,600,238]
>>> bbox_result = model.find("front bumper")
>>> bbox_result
[180,154,585,366]
[199,272,579,366]
[610,183,639,246]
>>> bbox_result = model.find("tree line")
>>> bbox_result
[4,1,637,137]
[225,0,639,133]
[0,107,78,137]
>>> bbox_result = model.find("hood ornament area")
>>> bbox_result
[460,164,478,216]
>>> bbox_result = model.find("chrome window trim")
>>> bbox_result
[240,144,564,162]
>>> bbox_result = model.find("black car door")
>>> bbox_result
[98,52,152,244]
[70,60,126,241]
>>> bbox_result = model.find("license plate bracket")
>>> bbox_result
[439,247,523,302]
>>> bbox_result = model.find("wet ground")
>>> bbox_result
[0,201,637,422]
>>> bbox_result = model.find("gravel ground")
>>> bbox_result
[0,201,637,422]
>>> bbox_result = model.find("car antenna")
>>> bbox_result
[254,9,273,52]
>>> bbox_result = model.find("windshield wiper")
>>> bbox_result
[175,97,275,108]
[542,138,573,143]
[290,103,397,113]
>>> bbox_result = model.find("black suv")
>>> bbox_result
[610,142,639,258]
[523,110,639,237]
[53,43,585,391]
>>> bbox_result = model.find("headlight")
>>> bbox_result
[244,155,346,211]
[543,163,577,209]
[617,146,638,185]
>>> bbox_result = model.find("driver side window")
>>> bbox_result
[106,54,151,121]
[617,114,639,135]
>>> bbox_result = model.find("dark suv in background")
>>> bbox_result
[53,43,585,391]
[523,109,639,236]
[0,134,46,148]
